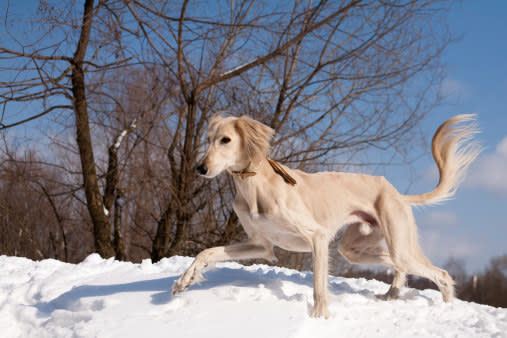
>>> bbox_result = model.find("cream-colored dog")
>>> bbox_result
[172,114,480,318]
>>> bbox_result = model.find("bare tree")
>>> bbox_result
[444,256,467,287]
[460,254,507,308]
[121,0,451,261]
[0,136,93,261]
[0,0,156,258]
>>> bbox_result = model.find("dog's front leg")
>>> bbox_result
[172,241,274,295]
[310,230,330,318]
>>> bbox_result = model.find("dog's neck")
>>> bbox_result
[230,158,296,217]
[230,159,270,217]
[230,162,257,179]
[230,158,297,186]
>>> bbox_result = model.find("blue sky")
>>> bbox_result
[388,1,507,273]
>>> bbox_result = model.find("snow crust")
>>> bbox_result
[0,254,505,338]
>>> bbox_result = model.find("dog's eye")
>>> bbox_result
[220,137,231,144]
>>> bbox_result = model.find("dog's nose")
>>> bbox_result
[196,164,208,175]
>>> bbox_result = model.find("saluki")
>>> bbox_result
[172,114,480,318]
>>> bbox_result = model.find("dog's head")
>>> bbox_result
[196,115,274,178]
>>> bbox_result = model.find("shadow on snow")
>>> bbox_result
[33,265,381,316]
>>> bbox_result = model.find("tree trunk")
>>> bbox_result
[151,202,173,262]
[71,0,114,258]
[113,192,127,260]
[152,101,197,261]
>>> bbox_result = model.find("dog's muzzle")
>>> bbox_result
[196,164,208,175]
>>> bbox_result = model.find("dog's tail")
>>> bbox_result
[403,114,481,206]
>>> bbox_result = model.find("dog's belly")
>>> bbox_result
[248,215,312,252]
[267,232,311,252]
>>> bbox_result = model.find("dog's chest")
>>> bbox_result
[234,193,311,252]
[249,213,311,252]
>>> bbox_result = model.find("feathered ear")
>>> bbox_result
[234,116,274,164]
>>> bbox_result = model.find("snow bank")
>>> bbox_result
[0,254,505,337]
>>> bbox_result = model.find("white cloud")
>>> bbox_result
[416,211,471,265]
[419,210,458,227]
[439,78,470,99]
[464,136,507,195]
[419,230,479,263]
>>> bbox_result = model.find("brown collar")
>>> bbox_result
[231,158,297,186]
[230,167,257,179]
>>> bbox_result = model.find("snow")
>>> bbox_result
[220,60,256,77]
[113,117,138,150]
[1,255,506,338]
[103,205,109,216]
[113,130,128,149]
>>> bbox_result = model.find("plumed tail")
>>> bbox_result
[404,114,481,205]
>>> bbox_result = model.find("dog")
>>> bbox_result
[172,114,481,318]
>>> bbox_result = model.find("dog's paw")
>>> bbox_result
[172,263,203,295]
[172,270,192,295]
[172,277,188,295]
[376,287,400,301]
[310,303,330,319]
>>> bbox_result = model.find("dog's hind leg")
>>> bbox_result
[338,223,393,266]
[377,270,406,300]
[338,223,406,299]
[375,194,455,302]
[406,251,455,302]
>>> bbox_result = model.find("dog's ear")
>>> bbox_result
[234,116,274,164]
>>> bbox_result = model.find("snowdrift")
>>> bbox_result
[0,254,505,337]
